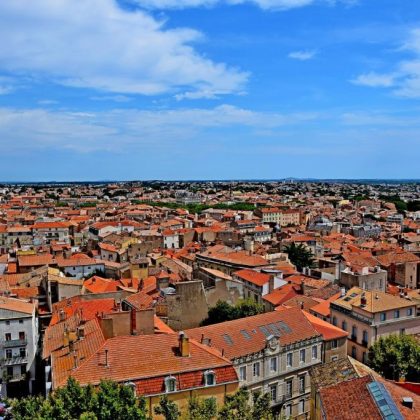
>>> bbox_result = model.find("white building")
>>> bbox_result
[187,308,323,419]
[0,297,38,397]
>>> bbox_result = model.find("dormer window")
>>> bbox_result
[164,376,176,393]
[204,370,215,386]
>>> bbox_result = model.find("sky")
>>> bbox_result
[0,0,419,181]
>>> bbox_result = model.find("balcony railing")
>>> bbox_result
[2,339,27,347]
[2,356,28,366]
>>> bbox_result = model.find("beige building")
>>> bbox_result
[330,287,420,364]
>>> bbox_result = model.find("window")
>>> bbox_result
[270,384,277,402]
[351,346,357,358]
[164,376,176,393]
[380,312,386,322]
[6,321,10,326]
[400,328,405,335]
[332,316,337,326]
[362,330,368,346]
[299,375,305,394]
[270,357,277,372]
[6,367,13,378]
[331,355,339,362]
[312,345,318,360]
[5,333,11,341]
[351,326,357,341]
[239,366,246,381]
[284,404,292,419]
[407,308,413,316]
[19,348,26,358]
[6,349,12,359]
[286,352,293,367]
[331,339,338,349]
[394,310,400,319]
[299,349,306,364]
[20,365,26,375]
[19,320,23,324]
[253,362,260,377]
[342,320,347,331]
[19,332,25,340]
[286,378,293,398]
[298,399,305,414]
[362,352,367,364]
[204,370,215,386]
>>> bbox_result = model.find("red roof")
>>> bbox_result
[302,311,348,341]
[234,269,270,286]
[186,307,320,360]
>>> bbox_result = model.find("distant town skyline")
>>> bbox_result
[0,0,419,180]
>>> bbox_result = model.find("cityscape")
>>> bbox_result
[1,0,420,419]
[0,180,418,418]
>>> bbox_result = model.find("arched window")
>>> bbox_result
[164,375,176,393]
[204,370,215,386]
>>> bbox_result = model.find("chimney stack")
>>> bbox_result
[178,331,190,357]
[130,307,137,335]
[105,349,109,367]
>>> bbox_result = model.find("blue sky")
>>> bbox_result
[0,0,419,181]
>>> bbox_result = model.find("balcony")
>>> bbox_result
[2,356,28,366]
[2,339,27,348]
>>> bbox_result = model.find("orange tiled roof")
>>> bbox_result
[70,334,237,390]
[302,311,348,341]
[234,269,270,286]
[186,307,320,360]
[319,375,381,420]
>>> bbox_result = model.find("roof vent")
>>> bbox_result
[402,397,413,410]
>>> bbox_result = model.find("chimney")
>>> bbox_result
[268,275,275,294]
[178,331,190,357]
[77,326,85,340]
[105,349,109,368]
[130,307,137,335]
[73,353,78,369]
[59,309,66,322]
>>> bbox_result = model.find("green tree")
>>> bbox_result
[154,395,181,420]
[284,243,315,272]
[217,388,252,420]
[187,395,217,420]
[217,389,273,420]
[368,334,420,382]
[251,392,274,420]
[201,299,263,326]
[11,378,147,420]
[235,299,264,318]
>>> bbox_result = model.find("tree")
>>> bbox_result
[284,243,314,272]
[217,389,272,420]
[217,388,252,420]
[154,395,181,420]
[10,378,147,420]
[187,395,217,420]
[368,334,420,382]
[201,299,263,326]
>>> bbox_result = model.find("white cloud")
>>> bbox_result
[0,0,247,97]
[90,95,133,103]
[133,0,329,11]
[288,50,317,61]
[0,106,318,153]
[352,28,420,98]
[351,71,396,87]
